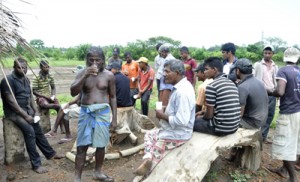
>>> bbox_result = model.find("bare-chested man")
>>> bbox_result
[70,46,117,182]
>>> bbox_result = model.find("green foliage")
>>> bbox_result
[206,170,218,182]
[30,39,45,49]
[76,44,91,60]
[230,170,251,182]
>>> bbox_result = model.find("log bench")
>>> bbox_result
[2,118,25,164]
[143,128,262,182]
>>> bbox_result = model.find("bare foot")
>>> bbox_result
[267,166,288,178]
[34,166,48,174]
[133,160,152,176]
[93,172,114,182]
[45,131,57,138]
[49,153,65,160]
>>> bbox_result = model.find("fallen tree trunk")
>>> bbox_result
[144,128,261,182]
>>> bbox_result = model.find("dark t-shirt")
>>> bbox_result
[238,75,268,129]
[276,65,300,114]
[115,72,133,107]
[0,71,34,117]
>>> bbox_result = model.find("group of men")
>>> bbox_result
[1,43,300,182]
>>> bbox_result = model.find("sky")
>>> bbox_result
[5,0,300,48]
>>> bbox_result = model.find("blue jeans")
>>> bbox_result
[8,115,56,169]
[262,96,276,139]
[141,90,152,116]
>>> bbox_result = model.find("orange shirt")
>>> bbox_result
[138,66,155,91]
[122,61,139,89]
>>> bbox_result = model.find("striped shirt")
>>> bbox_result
[206,74,240,134]
[32,72,55,97]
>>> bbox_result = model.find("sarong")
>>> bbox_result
[77,103,111,148]
[143,129,187,172]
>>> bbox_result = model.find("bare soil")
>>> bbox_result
[0,66,299,182]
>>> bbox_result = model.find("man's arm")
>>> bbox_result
[203,105,214,120]
[267,79,286,97]
[140,79,153,94]
[240,105,245,117]
[108,74,117,131]
[70,69,90,97]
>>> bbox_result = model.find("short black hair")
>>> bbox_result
[156,43,163,51]
[263,46,273,52]
[86,46,105,61]
[180,46,189,53]
[39,60,49,68]
[197,63,205,73]
[14,57,27,68]
[204,57,223,73]
[124,51,131,57]
[221,42,236,55]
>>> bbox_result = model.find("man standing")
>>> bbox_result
[107,47,123,68]
[121,52,139,105]
[194,63,213,113]
[109,62,133,107]
[71,46,117,182]
[193,57,240,136]
[136,57,155,116]
[158,45,175,108]
[253,46,278,144]
[235,58,268,129]
[180,46,197,87]
[221,42,238,82]
[0,58,63,174]
[154,43,163,97]
[134,59,195,176]
[267,47,300,182]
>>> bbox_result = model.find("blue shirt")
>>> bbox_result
[158,77,196,140]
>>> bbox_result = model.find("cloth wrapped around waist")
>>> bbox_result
[77,103,111,148]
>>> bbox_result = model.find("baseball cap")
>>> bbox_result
[263,45,274,52]
[234,58,253,74]
[107,62,121,70]
[283,47,300,63]
[112,47,120,55]
[136,57,148,64]
[193,63,205,72]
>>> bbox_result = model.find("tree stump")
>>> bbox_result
[3,118,25,165]
[144,128,261,182]
[38,107,51,134]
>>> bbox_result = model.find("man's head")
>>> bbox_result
[180,46,189,60]
[136,57,148,70]
[158,44,170,59]
[163,59,185,85]
[203,57,223,79]
[124,52,132,64]
[283,47,300,64]
[39,60,50,74]
[112,47,120,59]
[107,62,121,74]
[13,57,28,77]
[194,63,206,81]
[156,43,163,51]
[221,42,236,60]
[86,46,105,71]
[263,46,273,62]
[234,58,253,79]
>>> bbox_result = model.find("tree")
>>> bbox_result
[264,37,287,53]
[30,39,45,49]
[76,44,91,60]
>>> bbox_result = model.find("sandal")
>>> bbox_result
[93,174,114,182]
[58,138,73,144]
[44,132,56,138]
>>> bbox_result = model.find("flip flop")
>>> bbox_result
[58,138,73,144]
[44,133,56,138]
[267,167,288,178]
[93,174,114,182]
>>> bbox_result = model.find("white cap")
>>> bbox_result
[283,47,300,63]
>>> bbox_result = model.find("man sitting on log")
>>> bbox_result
[193,57,240,136]
[0,58,64,174]
[234,58,268,130]
[134,59,195,176]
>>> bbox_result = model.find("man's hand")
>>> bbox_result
[156,109,166,120]
[85,66,98,77]
[109,121,117,132]
[195,111,205,118]
[24,115,34,124]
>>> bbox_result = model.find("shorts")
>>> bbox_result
[272,112,300,161]
[61,104,80,120]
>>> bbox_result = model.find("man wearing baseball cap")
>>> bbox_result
[253,46,278,144]
[136,57,155,116]
[267,47,300,181]
[107,47,123,68]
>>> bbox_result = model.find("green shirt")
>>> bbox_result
[32,72,55,97]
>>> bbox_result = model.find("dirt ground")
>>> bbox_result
[0,67,299,181]
[1,110,299,182]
